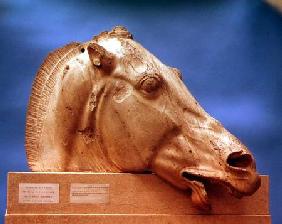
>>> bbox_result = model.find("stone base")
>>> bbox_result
[5,172,271,224]
[5,214,271,224]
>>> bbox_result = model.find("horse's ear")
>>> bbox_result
[87,43,116,74]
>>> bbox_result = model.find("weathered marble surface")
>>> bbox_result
[25,26,260,209]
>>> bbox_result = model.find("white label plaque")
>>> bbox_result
[19,183,59,204]
[70,183,109,204]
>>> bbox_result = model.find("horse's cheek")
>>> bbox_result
[98,95,147,171]
[111,93,175,166]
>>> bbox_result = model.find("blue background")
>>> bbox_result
[0,0,281,223]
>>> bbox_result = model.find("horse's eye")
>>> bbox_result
[138,74,162,93]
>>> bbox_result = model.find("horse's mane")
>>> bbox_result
[25,42,81,169]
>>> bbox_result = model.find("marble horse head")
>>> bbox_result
[26,26,260,209]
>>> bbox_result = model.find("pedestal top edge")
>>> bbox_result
[7,172,268,177]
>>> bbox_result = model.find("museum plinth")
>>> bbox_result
[5,172,271,224]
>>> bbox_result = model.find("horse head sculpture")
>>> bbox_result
[26,26,260,210]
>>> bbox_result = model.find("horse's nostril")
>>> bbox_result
[227,152,253,168]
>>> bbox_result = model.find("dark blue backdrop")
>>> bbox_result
[1,0,281,223]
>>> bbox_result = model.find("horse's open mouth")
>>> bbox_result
[181,168,260,210]
[181,170,252,210]
[182,171,208,183]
